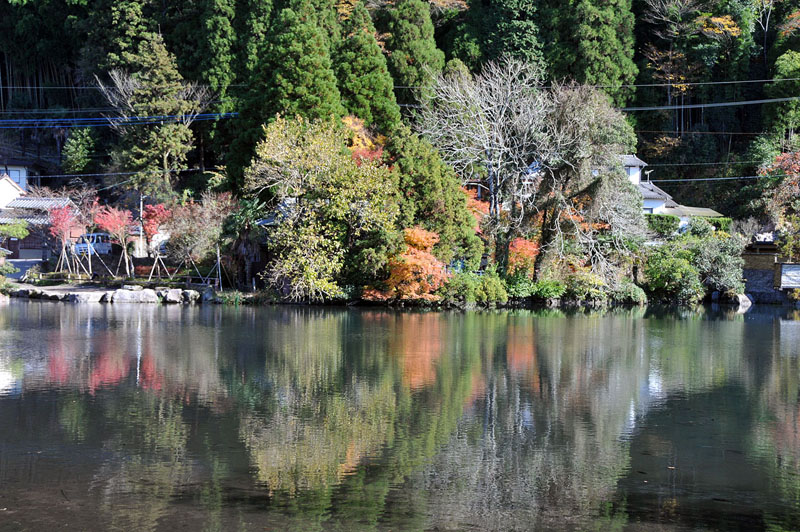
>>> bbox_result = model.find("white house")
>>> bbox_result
[0,158,38,191]
[622,154,722,224]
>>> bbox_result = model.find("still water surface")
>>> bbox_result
[0,301,799,531]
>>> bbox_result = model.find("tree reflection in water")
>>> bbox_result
[0,303,797,530]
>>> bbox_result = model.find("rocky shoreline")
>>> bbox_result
[6,284,220,304]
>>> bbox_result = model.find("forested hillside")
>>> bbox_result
[0,0,795,218]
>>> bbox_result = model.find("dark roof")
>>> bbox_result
[622,154,647,168]
[0,212,49,225]
[639,182,679,207]
[6,197,72,210]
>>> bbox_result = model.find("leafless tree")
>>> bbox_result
[97,70,211,130]
[415,58,551,260]
[417,58,646,280]
[752,0,777,65]
[643,0,701,41]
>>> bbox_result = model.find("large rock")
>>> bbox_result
[182,289,200,304]
[201,288,217,304]
[67,291,105,303]
[111,288,159,303]
[163,289,183,304]
[121,284,143,291]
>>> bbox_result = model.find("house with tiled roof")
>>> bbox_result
[622,155,723,222]
[0,174,78,259]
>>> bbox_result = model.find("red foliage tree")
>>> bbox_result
[48,205,77,271]
[765,152,800,216]
[142,203,171,250]
[507,237,540,278]
[95,206,134,277]
[365,227,449,301]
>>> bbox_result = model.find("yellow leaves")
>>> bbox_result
[696,14,742,39]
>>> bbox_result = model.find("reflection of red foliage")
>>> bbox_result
[139,353,163,392]
[506,323,540,393]
[391,313,443,390]
[47,344,70,384]
[89,351,129,394]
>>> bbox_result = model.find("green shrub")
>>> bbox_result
[0,263,18,276]
[504,273,535,298]
[609,279,647,305]
[687,217,714,238]
[440,270,507,306]
[645,214,680,237]
[530,279,567,299]
[564,271,608,302]
[644,250,704,304]
[475,270,508,306]
[709,217,732,232]
[439,272,480,304]
[692,233,745,294]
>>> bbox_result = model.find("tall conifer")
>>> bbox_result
[543,0,637,106]
[386,0,444,103]
[266,0,343,120]
[335,3,401,132]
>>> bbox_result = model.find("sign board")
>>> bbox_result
[781,264,800,289]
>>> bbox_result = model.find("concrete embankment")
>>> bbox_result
[6,283,220,304]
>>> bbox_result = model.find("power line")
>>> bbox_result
[650,175,775,182]
[622,96,800,111]
[646,160,762,167]
[636,130,761,136]
[0,112,238,129]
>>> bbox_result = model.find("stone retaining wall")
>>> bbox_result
[8,285,220,304]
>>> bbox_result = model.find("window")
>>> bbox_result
[643,207,654,214]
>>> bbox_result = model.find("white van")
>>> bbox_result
[73,233,113,256]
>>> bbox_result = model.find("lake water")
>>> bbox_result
[0,302,799,531]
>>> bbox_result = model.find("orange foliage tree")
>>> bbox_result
[507,238,540,278]
[365,227,449,301]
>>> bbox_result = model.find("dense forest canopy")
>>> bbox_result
[0,0,798,219]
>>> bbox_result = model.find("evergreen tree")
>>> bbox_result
[105,34,199,198]
[335,3,401,132]
[228,0,343,189]
[195,0,236,105]
[265,0,343,120]
[543,0,637,106]
[235,0,273,81]
[484,0,545,67]
[386,0,445,103]
[388,127,482,267]
[80,0,155,75]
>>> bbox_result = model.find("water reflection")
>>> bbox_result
[0,302,798,530]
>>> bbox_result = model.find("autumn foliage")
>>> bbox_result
[142,203,171,243]
[507,238,540,278]
[48,205,76,244]
[765,152,800,216]
[94,206,135,277]
[365,227,449,301]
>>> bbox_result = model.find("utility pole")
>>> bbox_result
[139,191,145,258]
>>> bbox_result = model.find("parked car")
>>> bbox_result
[73,233,113,256]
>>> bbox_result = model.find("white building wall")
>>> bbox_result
[626,166,642,186]
[2,166,27,190]
[643,199,666,214]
